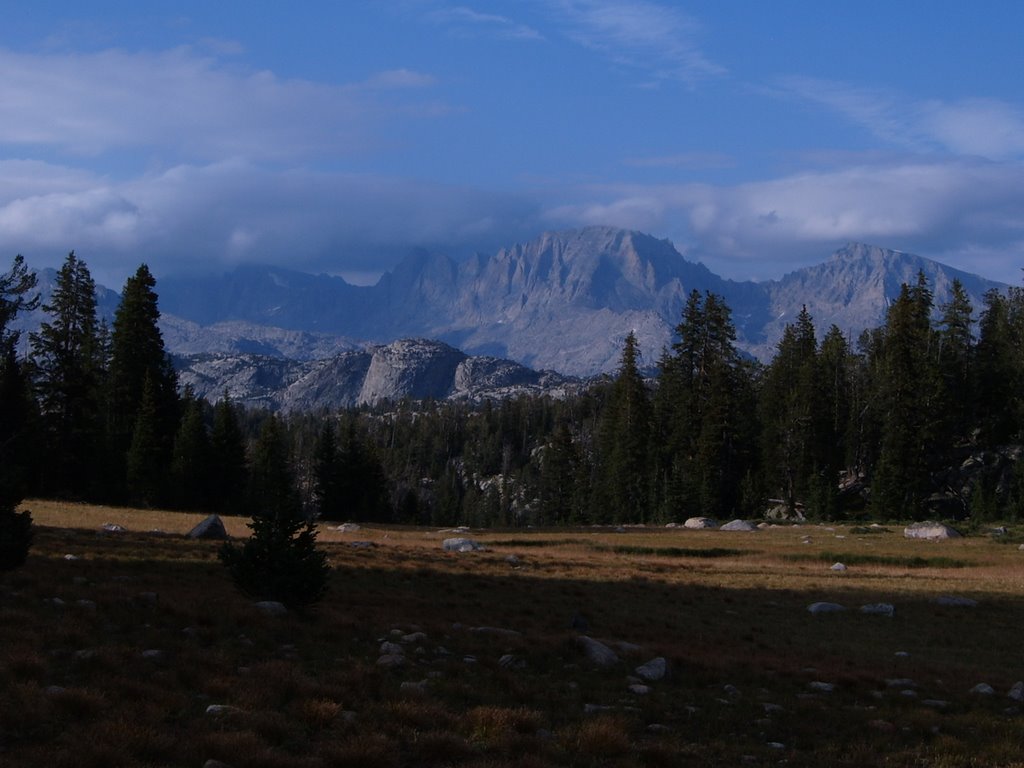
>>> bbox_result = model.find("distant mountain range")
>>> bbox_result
[154,227,1008,375]
[14,227,1009,392]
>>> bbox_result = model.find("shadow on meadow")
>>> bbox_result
[1,523,1023,767]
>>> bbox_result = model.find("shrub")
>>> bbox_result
[0,503,32,571]
[218,511,330,610]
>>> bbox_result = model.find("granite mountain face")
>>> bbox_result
[156,227,1007,377]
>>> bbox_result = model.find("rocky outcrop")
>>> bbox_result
[175,338,579,411]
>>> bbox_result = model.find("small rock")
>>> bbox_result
[376,654,406,668]
[141,649,166,662]
[469,626,521,637]
[334,523,361,533]
[860,603,895,617]
[646,723,671,733]
[830,562,847,572]
[205,704,242,716]
[63,554,80,561]
[1008,681,1024,702]
[253,601,288,617]
[75,599,96,611]
[401,632,427,644]
[578,636,619,667]
[886,678,916,688]
[763,703,784,714]
[723,684,740,698]
[203,760,235,768]
[380,641,405,655]
[499,654,526,669]
[400,681,427,695]
[970,683,995,696]
[767,742,786,750]
[44,685,67,695]
[684,516,719,529]
[583,704,615,714]
[349,541,376,548]
[933,595,978,607]
[628,684,651,695]
[505,554,521,566]
[808,681,835,693]
[635,657,667,682]
[101,523,126,534]
[894,651,910,657]
[807,602,845,615]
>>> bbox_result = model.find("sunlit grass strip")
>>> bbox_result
[594,544,750,558]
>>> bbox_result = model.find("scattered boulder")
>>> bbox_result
[205,704,243,716]
[577,636,619,667]
[933,595,978,608]
[469,626,522,637]
[377,654,405,668]
[349,541,376,548]
[807,602,845,615]
[635,657,667,682]
[628,684,651,695]
[443,537,484,552]
[380,641,405,655]
[684,517,719,530]
[904,521,961,540]
[253,601,288,617]
[830,562,847,572]
[720,519,757,532]
[334,523,361,533]
[970,683,995,696]
[1008,681,1024,702]
[101,523,126,534]
[860,603,895,617]
[808,681,835,693]
[187,514,229,540]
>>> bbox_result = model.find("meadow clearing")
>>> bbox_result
[3,500,1024,767]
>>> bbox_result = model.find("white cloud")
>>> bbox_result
[544,159,1024,282]
[550,0,724,85]
[430,6,545,41]
[0,47,441,162]
[779,76,1024,160]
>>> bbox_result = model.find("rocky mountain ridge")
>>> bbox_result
[156,228,1008,375]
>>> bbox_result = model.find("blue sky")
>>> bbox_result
[1,1,1023,288]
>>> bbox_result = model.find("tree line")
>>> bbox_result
[3,251,1024,536]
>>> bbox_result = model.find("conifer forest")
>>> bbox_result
[4,251,1024,533]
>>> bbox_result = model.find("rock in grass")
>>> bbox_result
[635,657,667,682]
[101,523,126,534]
[808,681,835,693]
[684,517,719,529]
[253,601,288,617]
[830,562,847,572]
[933,595,978,607]
[578,636,619,667]
[187,514,229,540]
[970,683,995,695]
[205,704,243,716]
[860,603,895,617]
[807,602,845,615]
[720,519,757,532]
[1008,681,1024,702]
[904,521,961,540]
[443,537,484,552]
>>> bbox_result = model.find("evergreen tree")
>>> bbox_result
[312,420,343,520]
[537,421,580,525]
[0,255,39,570]
[171,393,212,510]
[975,289,1024,445]
[29,251,105,497]
[816,325,853,517]
[210,394,248,514]
[248,415,299,519]
[108,264,179,500]
[125,374,165,506]
[935,279,974,450]
[594,331,651,523]
[759,307,823,516]
[871,276,941,518]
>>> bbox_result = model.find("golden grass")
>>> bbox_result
[7,501,1024,766]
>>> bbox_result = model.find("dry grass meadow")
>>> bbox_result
[4,500,1024,766]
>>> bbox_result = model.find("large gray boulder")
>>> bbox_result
[904,521,961,540]
[443,537,484,552]
[187,514,229,540]
[720,519,757,532]
[684,517,719,530]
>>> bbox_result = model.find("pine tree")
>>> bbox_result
[537,421,580,525]
[171,393,212,510]
[595,331,651,523]
[29,251,105,497]
[0,255,39,570]
[312,420,343,520]
[935,279,974,450]
[248,415,299,519]
[871,276,941,518]
[210,394,248,514]
[125,374,165,506]
[108,264,179,500]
